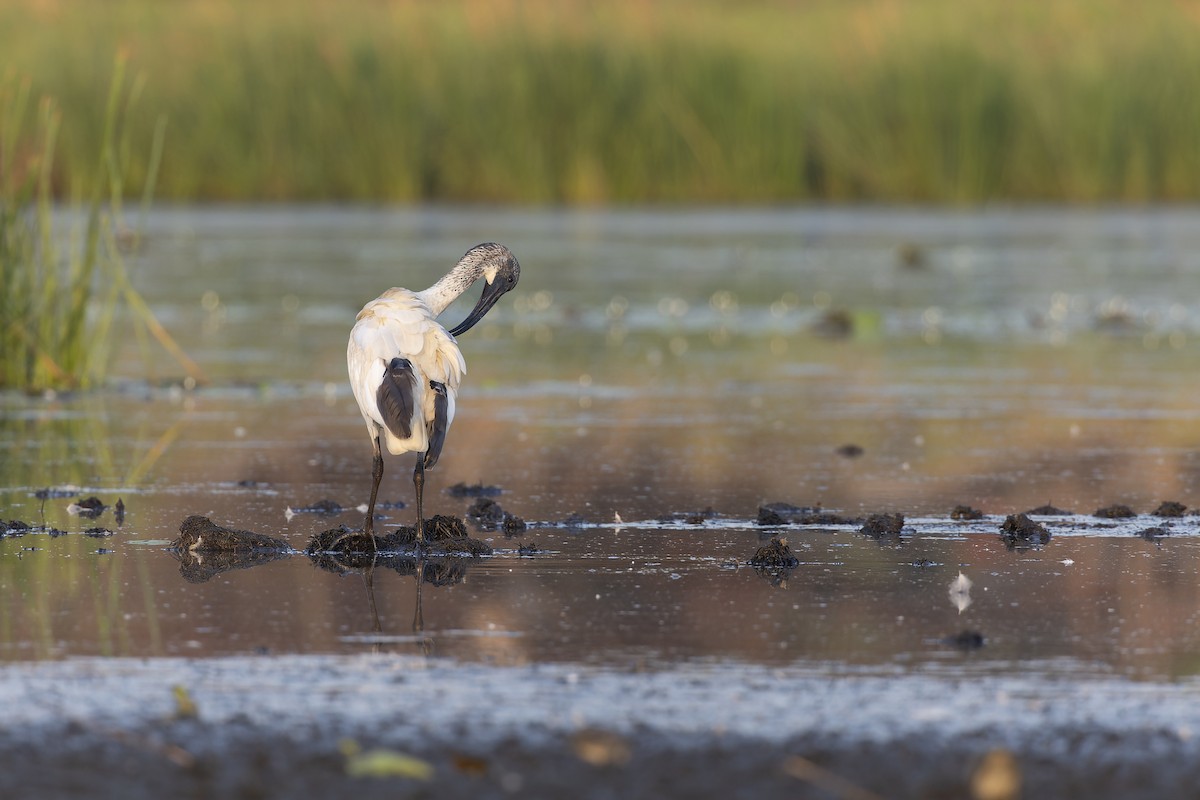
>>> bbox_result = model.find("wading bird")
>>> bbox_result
[346,242,521,549]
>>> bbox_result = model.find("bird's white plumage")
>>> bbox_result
[347,287,465,456]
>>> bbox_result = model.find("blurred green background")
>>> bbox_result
[5,0,1200,205]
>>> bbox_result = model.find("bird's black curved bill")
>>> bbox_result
[448,279,508,337]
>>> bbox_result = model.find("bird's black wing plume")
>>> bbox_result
[377,358,416,441]
[423,381,449,470]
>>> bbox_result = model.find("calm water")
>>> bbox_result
[3,206,1200,678]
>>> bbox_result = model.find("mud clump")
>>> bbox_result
[1152,501,1187,518]
[69,497,107,519]
[861,513,905,538]
[749,537,800,569]
[835,443,864,458]
[175,515,290,552]
[171,516,291,583]
[999,514,1051,546]
[466,497,506,528]
[305,526,384,556]
[942,630,985,650]
[83,527,113,538]
[950,505,984,521]
[1025,504,1072,516]
[1,519,31,537]
[1094,504,1136,519]
[756,506,787,526]
[383,515,493,556]
[466,497,525,535]
[1137,526,1171,540]
[760,502,855,526]
[290,499,343,515]
[307,515,492,557]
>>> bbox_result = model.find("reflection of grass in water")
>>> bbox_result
[0,397,172,661]
[2,1,1200,202]
[0,57,202,391]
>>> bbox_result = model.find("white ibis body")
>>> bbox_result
[347,242,520,546]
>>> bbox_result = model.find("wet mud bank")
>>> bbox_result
[2,656,1200,800]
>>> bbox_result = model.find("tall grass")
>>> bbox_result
[0,58,202,392]
[1,0,1200,203]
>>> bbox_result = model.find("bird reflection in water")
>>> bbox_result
[169,514,489,650]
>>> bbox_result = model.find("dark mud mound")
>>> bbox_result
[383,515,493,556]
[171,516,291,583]
[69,496,107,519]
[759,502,855,526]
[861,513,905,538]
[1152,501,1187,518]
[658,507,718,525]
[1025,504,1072,516]
[289,499,344,515]
[466,497,524,535]
[304,527,387,559]
[942,630,985,650]
[999,514,1051,548]
[1,520,32,537]
[1094,504,1136,519]
[307,515,492,557]
[1137,526,1171,540]
[950,505,984,521]
[447,482,503,497]
[749,538,799,569]
[174,515,290,552]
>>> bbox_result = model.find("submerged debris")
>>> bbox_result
[999,514,1051,547]
[502,515,527,535]
[114,498,126,526]
[1094,504,1136,519]
[950,505,984,521]
[1025,504,1072,516]
[447,482,503,498]
[517,542,540,556]
[942,629,985,650]
[860,513,905,538]
[749,537,800,569]
[289,499,344,515]
[35,486,81,500]
[83,527,113,538]
[835,443,864,458]
[174,515,291,553]
[1152,501,1187,518]
[811,308,854,339]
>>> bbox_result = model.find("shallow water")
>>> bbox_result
[3,206,1200,679]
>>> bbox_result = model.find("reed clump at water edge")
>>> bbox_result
[0,58,203,392]
[2,0,1199,204]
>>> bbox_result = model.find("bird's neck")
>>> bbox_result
[418,258,484,317]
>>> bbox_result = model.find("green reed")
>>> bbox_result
[0,58,200,392]
[1,0,1199,204]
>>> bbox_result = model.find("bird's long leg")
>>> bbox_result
[413,452,426,548]
[364,435,384,553]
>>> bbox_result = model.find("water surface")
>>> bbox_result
[3,206,1200,680]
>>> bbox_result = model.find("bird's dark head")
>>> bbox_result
[448,243,521,337]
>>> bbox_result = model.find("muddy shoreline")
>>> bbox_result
[2,656,1199,799]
